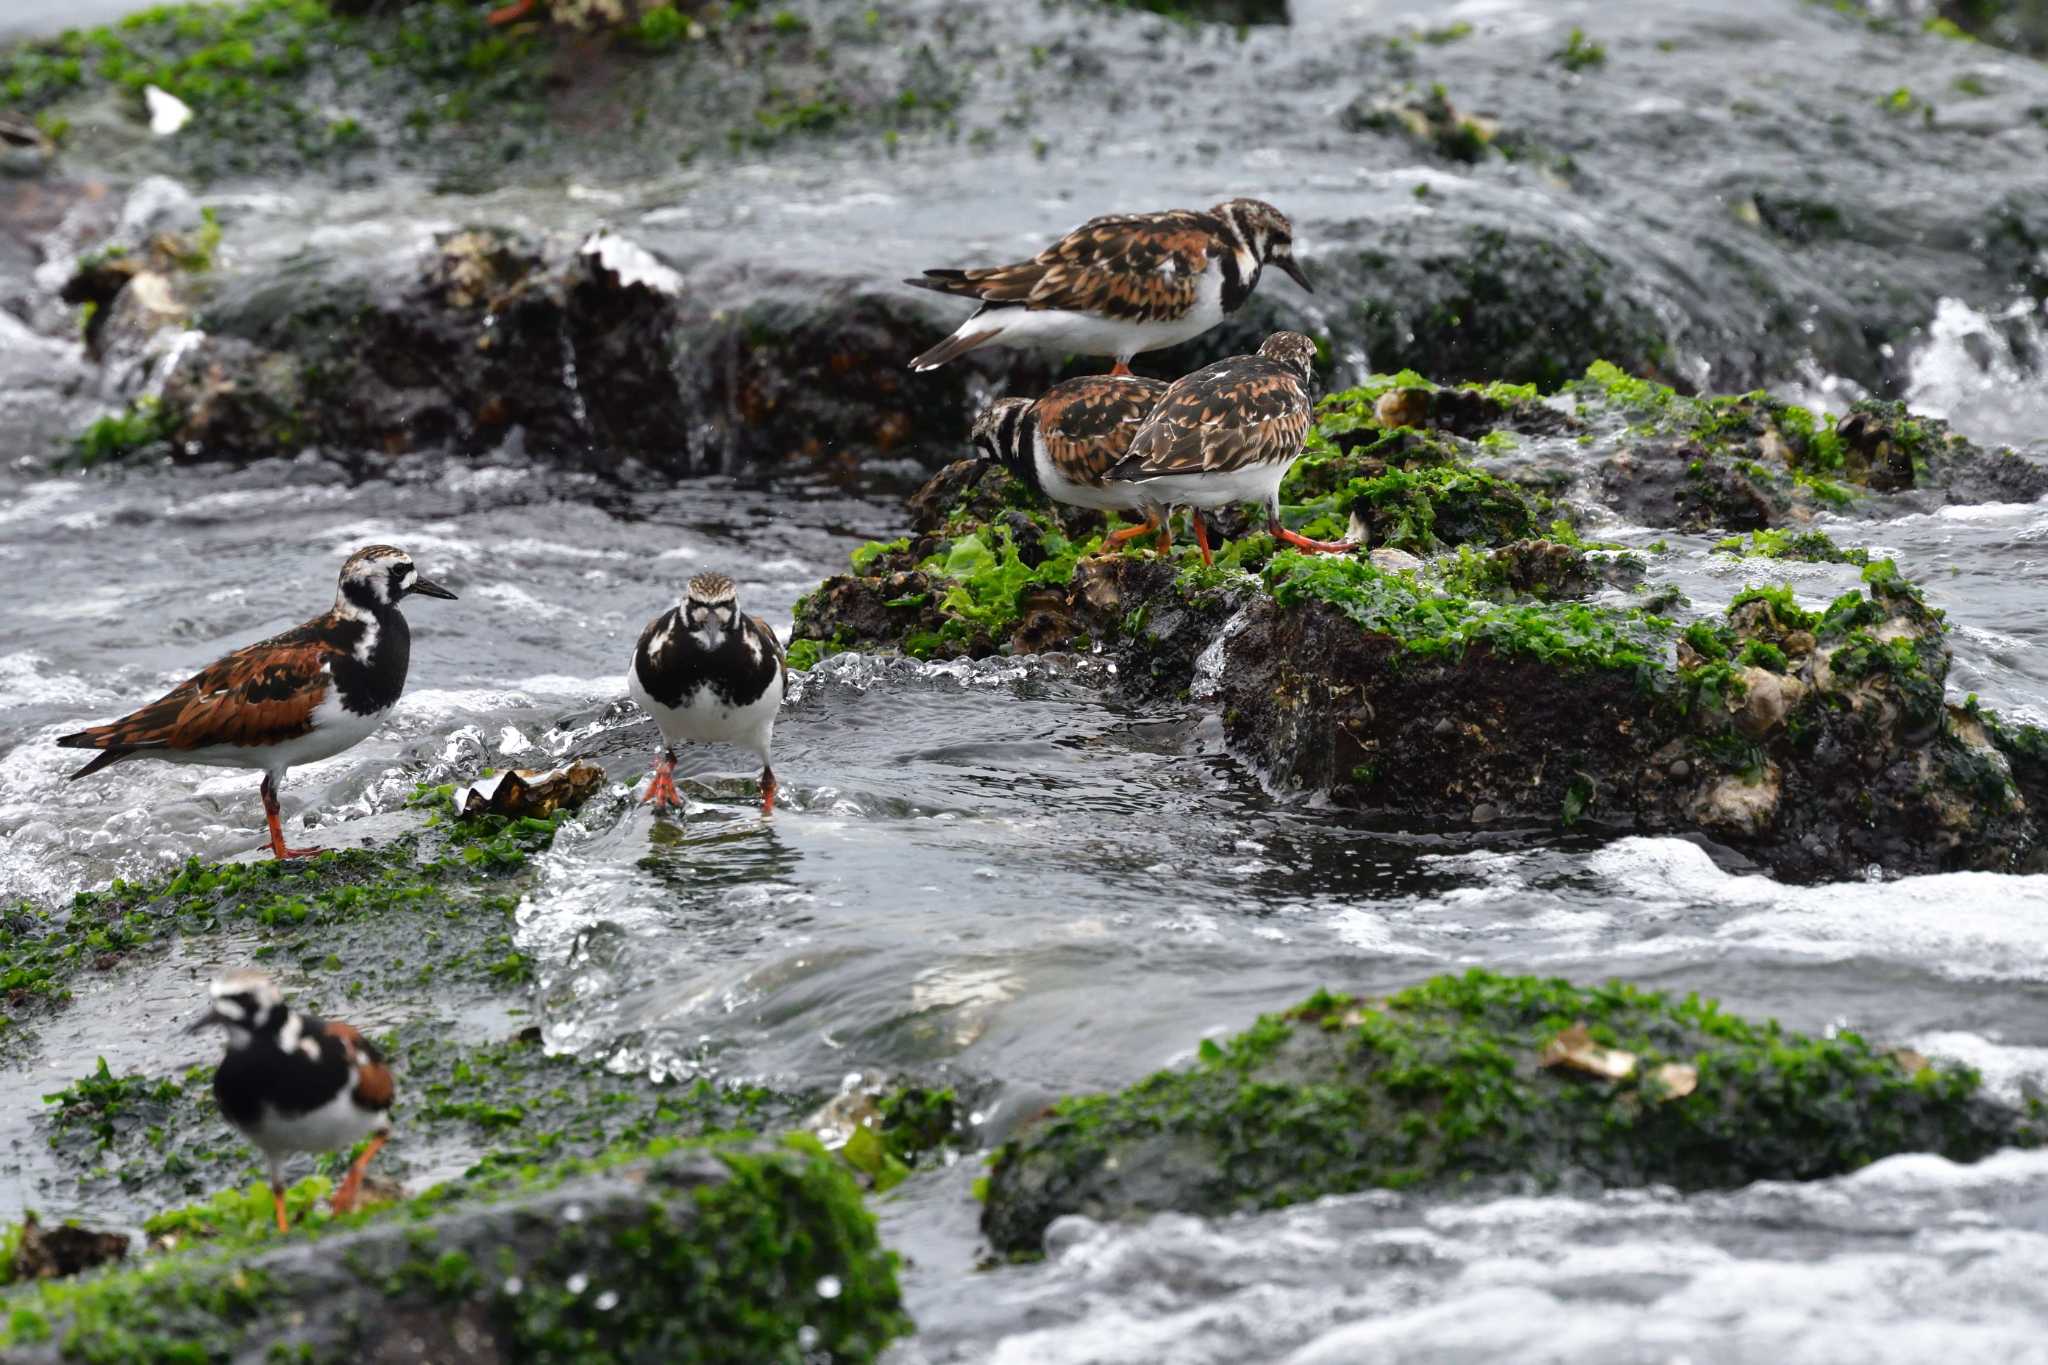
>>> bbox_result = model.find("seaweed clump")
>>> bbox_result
[982,970,2039,1255]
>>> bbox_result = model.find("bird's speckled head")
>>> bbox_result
[684,572,740,637]
[971,398,1036,480]
[1258,331,1318,385]
[1214,198,1311,293]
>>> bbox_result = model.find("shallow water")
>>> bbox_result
[5,0,2048,1356]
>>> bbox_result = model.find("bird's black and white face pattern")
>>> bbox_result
[971,398,1038,488]
[1258,331,1319,387]
[336,544,458,615]
[684,572,741,645]
[199,969,285,1050]
[1215,198,1311,294]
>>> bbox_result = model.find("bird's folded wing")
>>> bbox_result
[950,213,1216,321]
[1038,376,1169,485]
[87,629,336,752]
[1111,363,1311,480]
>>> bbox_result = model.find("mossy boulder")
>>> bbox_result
[981,971,2041,1255]
[785,363,2048,879]
[0,1137,910,1363]
[1226,554,2040,880]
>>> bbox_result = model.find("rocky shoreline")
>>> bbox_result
[792,367,2048,882]
[7,0,2048,1353]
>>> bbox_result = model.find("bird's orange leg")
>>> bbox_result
[760,766,778,816]
[1154,516,1174,556]
[260,776,325,860]
[1269,520,1359,555]
[643,752,682,811]
[1101,515,1160,550]
[1109,359,1133,376]
[1192,512,1215,567]
[330,1133,387,1214]
[486,0,535,24]
[271,1182,289,1234]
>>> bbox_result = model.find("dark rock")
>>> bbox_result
[794,570,948,653]
[10,1215,127,1282]
[0,1141,909,1363]
[1599,438,1779,533]
[907,459,1105,541]
[1491,539,1600,599]
[982,973,2038,1256]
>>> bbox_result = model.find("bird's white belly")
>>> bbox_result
[628,669,785,762]
[1034,444,1149,514]
[987,271,1227,360]
[245,1083,386,1159]
[157,694,390,779]
[1117,460,1291,512]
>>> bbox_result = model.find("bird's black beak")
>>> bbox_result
[409,578,458,601]
[185,1008,224,1034]
[1276,255,1314,293]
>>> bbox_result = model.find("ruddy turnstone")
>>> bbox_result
[972,373,1178,550]
[56,545,457,860]
[1108,331,1358,566]
[905,198,1313,374]
[189,970,394,1232]
[627,571,787,816]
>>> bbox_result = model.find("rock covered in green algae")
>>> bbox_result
[787,363,2048,881]
[980,971,2042,1256]
[1230,552,2044,881]
[0,1136,910,1363]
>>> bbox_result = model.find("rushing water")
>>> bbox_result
[6,429,2048,1358]
[5,0,2048,1357]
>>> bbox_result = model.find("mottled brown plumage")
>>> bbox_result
[1112,336,1317,480]
[1033,374,1171,485]
[913,212,1221,323]
[905,198,1311,372]
[1107,332,1355,566]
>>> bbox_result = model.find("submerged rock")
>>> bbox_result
[0,1138,910,1362]
[981,971,2042,1256]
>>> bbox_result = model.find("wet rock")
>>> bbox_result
[452,761,607,819]
[793,570,954,657]
[1373,384,1580,440]
[787,369,2045,881]
[8,1215,127,1282]
[1490,539,1597,600]
[158,335,307,460]
[1599,438,1778,533]
[0,1140,909,1362]
[0,113,55,179]
[981,973,2039,1255]
[1367,547,1423,574]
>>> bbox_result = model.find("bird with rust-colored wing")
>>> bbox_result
[190,970,395,1232]
[56,545,457,860]
[971,373,1180,551]
[905,198,1312,374]
[1107,331,1359,566]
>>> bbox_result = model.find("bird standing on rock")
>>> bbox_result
[55,545,457,860]
[628,572,788,816]
[1108,331,1358,567]
[191,970,394,1233]
[972,373,1178,551]
[905,198,1312,374]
